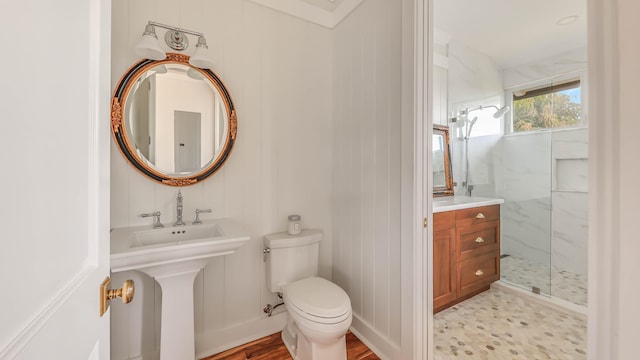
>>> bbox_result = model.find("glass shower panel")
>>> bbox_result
[550,126,589,306]
[499,131,552,296]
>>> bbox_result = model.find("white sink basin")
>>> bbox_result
[110,218,250,273]
[110,218,250,360]
[133,223,222,247]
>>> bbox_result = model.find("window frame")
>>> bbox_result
[504,71,588,135]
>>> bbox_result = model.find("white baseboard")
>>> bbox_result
[349,314,401,360]
[195,312,287,359]
[193,311,399,360]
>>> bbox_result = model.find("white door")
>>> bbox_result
[174,111,202,173]
[0,0,112,359]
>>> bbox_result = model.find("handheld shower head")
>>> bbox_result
[465,116,478,140]
[493,105,510,118]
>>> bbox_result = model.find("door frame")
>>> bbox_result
[415,0,620,358]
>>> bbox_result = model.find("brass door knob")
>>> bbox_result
[475,269,484,276]
[100,277,135,317]
[475,237,485,243]
[475,213,486,219]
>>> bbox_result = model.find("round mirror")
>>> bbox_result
[111,53,236,186]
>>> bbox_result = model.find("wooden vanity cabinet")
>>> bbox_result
[433,211,457,311]
[434,204,500,313]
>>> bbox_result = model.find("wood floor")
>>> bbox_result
[202,331,380,360]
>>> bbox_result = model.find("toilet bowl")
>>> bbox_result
[283,277,352,360]
[264,230,353,360]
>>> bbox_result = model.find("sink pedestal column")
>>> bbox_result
[141,259,209,360]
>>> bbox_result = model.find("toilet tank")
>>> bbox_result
[264,229,322,293]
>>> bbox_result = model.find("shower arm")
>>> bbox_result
[461,105,501,116]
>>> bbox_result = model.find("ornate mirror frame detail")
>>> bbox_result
[433,124,454,197]
[111,53,236,186]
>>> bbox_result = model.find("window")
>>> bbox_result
[511,80,582,133]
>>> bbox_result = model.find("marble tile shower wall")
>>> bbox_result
[500,133,553,265]
[550,129,588,276]
[498,129,589,287]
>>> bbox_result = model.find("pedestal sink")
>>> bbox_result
[110,218,250,360]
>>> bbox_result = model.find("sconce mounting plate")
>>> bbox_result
[165,30,189,51]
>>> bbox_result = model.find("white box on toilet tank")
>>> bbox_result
[264,229,322,293]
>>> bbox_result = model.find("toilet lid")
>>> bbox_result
[285,277,351,320]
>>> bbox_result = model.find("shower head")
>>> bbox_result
[493,105,510,118]
[464,116,478,140]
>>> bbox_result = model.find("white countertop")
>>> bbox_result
[433,196,504,213]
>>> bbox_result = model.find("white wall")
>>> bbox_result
[110,0,333,358]
[433,66,448,126]
[447,42,504,196]
[615,0,640,355]
[503,47,587,89]
[331,0,404,358]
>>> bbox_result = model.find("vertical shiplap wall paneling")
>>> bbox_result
[373,0,391,335]
[219,0,254,329]
[332,0,404,356]
[198,0,230,347]
[386,0,403,343]
[111,0,333,358]
[361,0,376,328]
[332,6,353,304]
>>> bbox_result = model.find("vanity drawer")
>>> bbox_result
[457,221,500,261]
[434,211,455,229]
[455,205,500,226]
[458,253,500,297]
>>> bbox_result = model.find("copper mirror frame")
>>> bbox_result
[433,124,454,197]
[111,53,236,186]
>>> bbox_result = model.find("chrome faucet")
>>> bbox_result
[175,190,185,226]
[193,208,212,224]
[141,211,164,228]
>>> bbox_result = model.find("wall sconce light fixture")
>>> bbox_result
[135,21,215,69]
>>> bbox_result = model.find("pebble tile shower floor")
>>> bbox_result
[434,287,587,359]
[501,255,588,307]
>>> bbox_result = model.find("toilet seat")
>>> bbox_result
[285,277,351,324]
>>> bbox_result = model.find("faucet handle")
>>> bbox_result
[141,211,164,229]
[193,209,212,225]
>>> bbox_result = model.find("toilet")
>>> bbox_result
[264,229,352,360]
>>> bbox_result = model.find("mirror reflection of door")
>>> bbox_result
[433,133,445,187]
[174,110,202,173]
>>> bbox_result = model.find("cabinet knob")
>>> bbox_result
[475,269,484,276]
[475,213,485,219]
[475,237,485,243]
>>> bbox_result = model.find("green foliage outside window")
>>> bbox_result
[512,84,581,132]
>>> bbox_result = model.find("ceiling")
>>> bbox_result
[434,0,587,69]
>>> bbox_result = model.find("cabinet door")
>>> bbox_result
[434,226,457,312]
